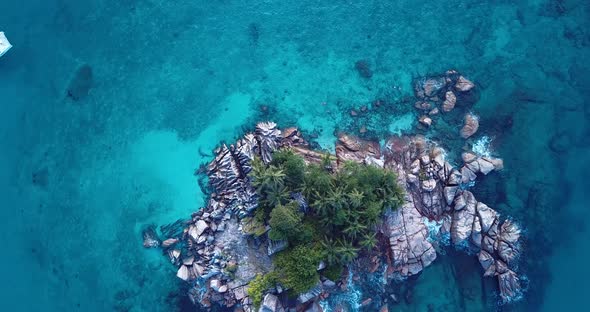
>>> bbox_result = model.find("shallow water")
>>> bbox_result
[1,0,589,311]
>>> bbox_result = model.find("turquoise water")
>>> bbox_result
[1,0,589,311]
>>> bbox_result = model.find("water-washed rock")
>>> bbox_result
[455,76,475,92]
[384,201,436,278]
[298,282,323,303]
[476,202,497,233]
[267,239,288,256]
[460,113,479,139]
[415,77,446,98]
[478,250,494,273]
[477,158,495,175]
[177,265,190,281]
[421,179,437,192]
[462,152,477,164]
[415,101,432,110]
[453,192,467,210]
[443,186,458,205]
[442,90,456,112]
[255,122,282,164]
[498,270,521,302]
[142,226,160,248]
[162,238,179,248]
[461,166,477,183]
[451,191,477,243]
[419,115,432,127]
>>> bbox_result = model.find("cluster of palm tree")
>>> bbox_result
[249,149,404,268]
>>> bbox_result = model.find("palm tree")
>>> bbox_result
[320,237,339,265]
[347,189,364,209]
[359,232,377,250]
[343,221,367,240]
[311,191,331,217]
[335,239,359,264]
[326,187,347,212]
[266,165,286,188]
[250,158,286,192]
[250,157,266,188]
[264,183,290,208]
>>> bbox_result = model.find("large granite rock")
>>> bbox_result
[259,293,281,312]
[451,192,477,245]
[382,134,523,302]
[383,200,437,278]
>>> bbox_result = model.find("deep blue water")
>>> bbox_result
[1,0,589,311]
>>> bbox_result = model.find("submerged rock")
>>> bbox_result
[498,269,521,302]
[67,64,93,101]
[355,59,373,79]
[142,226,160,248]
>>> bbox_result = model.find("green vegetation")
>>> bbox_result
[323,264,343,281]
[247,149,404,304]
[274,245,322,294]
[247,272,278,308]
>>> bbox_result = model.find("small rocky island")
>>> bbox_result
[144,71,524,311]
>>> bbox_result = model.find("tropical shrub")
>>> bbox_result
[274,245,322,294]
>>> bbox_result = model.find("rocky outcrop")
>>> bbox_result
[153,122,523,309]
[151,81,524,310]
[335,134,381,165]
[460,152,504,183]
[142,226,160,248]
[150,122,297,311]
[380,134,522,302]
[412,71,481,143]
[413,70,475,114]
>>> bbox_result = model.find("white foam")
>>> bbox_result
[422,217,443,242]
[472,135,492,157]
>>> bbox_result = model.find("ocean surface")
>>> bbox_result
[1,0,589,311]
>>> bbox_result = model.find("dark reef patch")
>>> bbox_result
[66,64,93,101]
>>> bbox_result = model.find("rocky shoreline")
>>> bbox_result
[143,71,524,311]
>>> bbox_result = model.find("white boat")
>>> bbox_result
[0,32,12,57]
